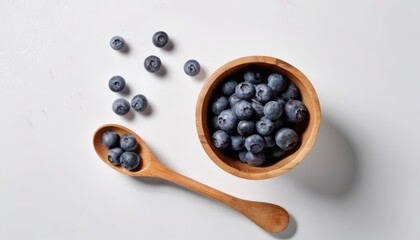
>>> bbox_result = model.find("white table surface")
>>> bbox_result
[1,0,419,239]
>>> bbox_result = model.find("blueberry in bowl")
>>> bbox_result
[196,56,321,179]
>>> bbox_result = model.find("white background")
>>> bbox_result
[1,0,419,239]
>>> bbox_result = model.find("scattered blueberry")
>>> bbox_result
[120,134,138,152]
[284,100,307,123]
[108,76,126,92]
[222,80,238,96]
[256,117,275,136]
[251,98,265,117]
[237,120,255,136]
[255,84,274,103]
[152,31,169,48]
[263,101,283,120]
[275,128,298,151]
[101,130,120,148]
[267,73,287,93]
[120,152,141,171]
[107,148,124,165]
[184,59,200,76]
[244,70,262,84]
[229,94,241,107]
[217,109,238,132]
[112,98,130,116]
[245,151,266,166]
[212,96,229,115]
[233,100,253,120]
[144,55,162,73]
[235,82,255,100]
[245,134,265,153]
[110,36,125,50]
[212,130,230,149]
[131,94,148,112]
[230,135,245,151]
[280,82,299,101]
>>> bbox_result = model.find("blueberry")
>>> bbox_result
[212,96,229,115]
[284,100,308,123]
[184,59,200,76]
[144,55,162,73]
[229,94,241,107]
[263,101,283,120]
[110,36,125,50]
[230,135,245,151]
[275,128,298,151]
[212,130,230,149]
[243,70,262,84]
[245,151,266,166]
[256,117,275,136]
[235,82,255,100]
[238,151,247,163]
[275,97,286,108]
[264,135,276,148]
[233,100,253,120]
[120,134,138,152]
[107,148,124,165]
[112,98,130,115]
[108,76,126,92]
[212,116,221,130]
[131,94,148,112]
[280,82,300,101]
[120,152,141,171]
[237,120,255,136]
[267,73,287,93]
[101,130,120,148]
[272,118,284,129]
[152,31,169,48]
[255,84,274,103]
[245,134,265,153]
[222,80,238,96]
[251,98,265,117]
[217,109,238,132]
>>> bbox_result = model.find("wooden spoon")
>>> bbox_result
[93,124,289,233]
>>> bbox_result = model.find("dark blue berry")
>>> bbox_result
[235,82,255,100]
[230,135,245,151]
[112,98,130,116]
[131,94,148,112]
[251,98,265,117]
[152,31,169,48]
[275,128,298,151]
[144,55,162,73]
[284,100,307,123]
[212,96,229,115]
[108,76,126,92]
[267,73,287,93]
[280,82,299,101]
[120,134,138,152]
[255,84,274,103]
[263,101,283,120]
[222,80,238,96]
[110,36,125,50]
[245,151,266,166]
[101,130,119,148]
[229,94,241,107]
[107,148,124,165]
[263,136,276,148]
[212,130,230,149]
[217,109,238,132]
[244,70,263,84]
[233,100,253,120]
[120,152,141,171]
[237,120,255,136]
[245,134,265,153]
[256,117,275,136]
[184,59,200,76]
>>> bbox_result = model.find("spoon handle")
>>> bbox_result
[151,163,289,233]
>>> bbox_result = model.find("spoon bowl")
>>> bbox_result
[93,123,290,233]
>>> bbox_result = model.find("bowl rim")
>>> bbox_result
[196,56,321,179]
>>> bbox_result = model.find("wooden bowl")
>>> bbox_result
[196,56,321,179]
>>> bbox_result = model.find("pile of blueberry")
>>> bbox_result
[109,32,201,116]
[210,69,308,166]
[101,130,141,171]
